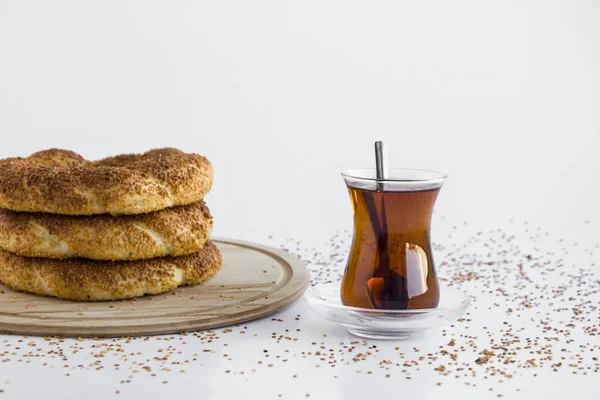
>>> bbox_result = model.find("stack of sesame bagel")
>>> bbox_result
[0,148,221,301]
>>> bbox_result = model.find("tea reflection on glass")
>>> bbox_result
[341,169,446,310]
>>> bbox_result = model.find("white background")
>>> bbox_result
[0,1,599,399]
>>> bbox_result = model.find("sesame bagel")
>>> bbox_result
[0,240,222,301]
[0,148,213,215]
[0,201,212,261]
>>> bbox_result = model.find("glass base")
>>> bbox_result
[348,328,424,340]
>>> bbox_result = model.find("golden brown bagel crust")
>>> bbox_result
[0,148,213,215]
[0,240,222,301]
[0,202,212,260]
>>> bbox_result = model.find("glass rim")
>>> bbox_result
[341,168,447,183]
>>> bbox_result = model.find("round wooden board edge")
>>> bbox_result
[0,237,310,338]
[203,237,311,330]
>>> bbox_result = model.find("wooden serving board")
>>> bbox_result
[0,238,310,337]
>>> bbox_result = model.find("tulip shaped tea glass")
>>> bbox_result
[341,169,446,310]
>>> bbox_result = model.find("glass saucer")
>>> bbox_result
[304,283,470,340]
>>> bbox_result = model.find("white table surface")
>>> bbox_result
[0,207,598,400]
[1,0,599,398]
